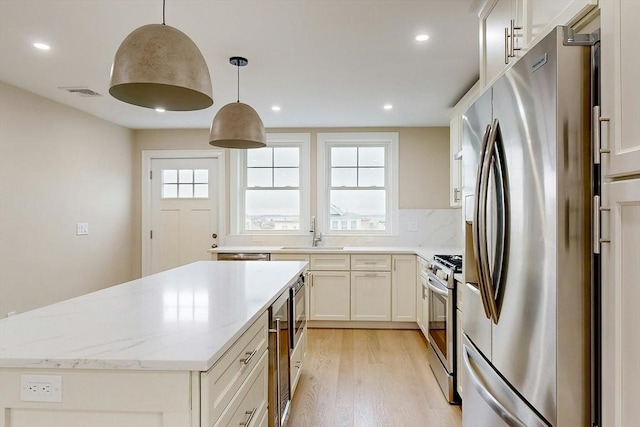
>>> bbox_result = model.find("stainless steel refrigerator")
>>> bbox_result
[461,27,596,427]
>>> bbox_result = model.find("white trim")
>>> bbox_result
[317,132,399,236]
[230,133,311,235]
[141,149,226,277]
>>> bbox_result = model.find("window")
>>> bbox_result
[317,132,398,234]
[232,133,311,234]
[162,169,209,198]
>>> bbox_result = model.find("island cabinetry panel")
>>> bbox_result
[308,270,351,321]
[0,369,194,427]
[200,312,268,424]
[350,271,392,321]
[391,255,417,322]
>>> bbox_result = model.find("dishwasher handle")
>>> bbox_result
[217,253,271,261]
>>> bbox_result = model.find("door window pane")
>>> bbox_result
[194,184,208,198]
[163,184,178,198]
[162,168,209,199]
[194,169,208,183]
[179,169,193,183]
[163,169,178,183]
[178,184,193,198]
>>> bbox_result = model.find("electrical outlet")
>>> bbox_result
[20,374,62,402]
[407,221,419,232]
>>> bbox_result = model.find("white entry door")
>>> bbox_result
[150,157,218,274]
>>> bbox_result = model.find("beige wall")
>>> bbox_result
[0,82,135,316]
[132,126,450,276]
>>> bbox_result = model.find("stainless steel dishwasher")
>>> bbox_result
[216,252,271,261]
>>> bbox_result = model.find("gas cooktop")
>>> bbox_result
[433,254,462,273]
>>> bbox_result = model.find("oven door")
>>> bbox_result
[427,273,453,373]
[290,276,306,350]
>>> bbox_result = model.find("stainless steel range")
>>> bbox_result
[422,254,462,404]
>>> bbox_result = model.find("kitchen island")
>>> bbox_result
[0,260,307,427]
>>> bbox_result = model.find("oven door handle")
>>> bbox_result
[427,278,449,297]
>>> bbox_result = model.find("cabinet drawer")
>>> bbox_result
[201,312,268,424]
[214,350,268,427]
[310,254,350,270]
[350,254,391,271]
[271,253,310,263]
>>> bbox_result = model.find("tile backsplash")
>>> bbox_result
[223,209,462,248]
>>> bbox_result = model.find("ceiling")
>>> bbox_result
[0,0,480,130]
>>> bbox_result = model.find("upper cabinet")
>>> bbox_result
[600,0,640,178]
[450,82,480,208]
[479,0,598,88]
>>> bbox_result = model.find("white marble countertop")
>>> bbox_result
[0,261,307,372]
[209,246,462,259]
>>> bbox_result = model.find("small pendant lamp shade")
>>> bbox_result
[209,102,267,148]
[109,24,213,111]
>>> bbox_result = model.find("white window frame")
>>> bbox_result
[230,133,311,235]
[317,132,399,236]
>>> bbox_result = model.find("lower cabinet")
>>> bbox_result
[392,255,417,321]
[456,307,464,399]
[351,272,391,321]
[309,271,351,321]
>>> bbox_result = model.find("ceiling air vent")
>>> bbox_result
[58,86,102,97]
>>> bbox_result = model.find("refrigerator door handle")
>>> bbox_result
[472,123,493,320]
[463,344,527,427]
[478,120,501,323]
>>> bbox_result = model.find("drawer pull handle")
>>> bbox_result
[240,407,258,426]
[240,349,257,365]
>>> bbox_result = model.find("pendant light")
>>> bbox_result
[109,0,213,111]
[209,57,266,149]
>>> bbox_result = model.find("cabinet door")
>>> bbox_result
[601,0,640,177]
[350,272,391,321]
[602,178,640,427]
[482,0,522,86]
[391,255,417,321]
[450,114,463,207]
[526,0,597,45]
[421,278,430,341]
[416,263,424,329]
[309,271,350,321]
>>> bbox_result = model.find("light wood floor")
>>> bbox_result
[288,329,462,427]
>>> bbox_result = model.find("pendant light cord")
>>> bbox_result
[237,63,240,103]
[162,0,166,25]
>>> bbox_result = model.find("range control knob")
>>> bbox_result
[436,270,449,281]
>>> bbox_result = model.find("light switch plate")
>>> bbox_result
[76,222,89,235]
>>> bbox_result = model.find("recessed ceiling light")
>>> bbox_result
[271,105,281,112]
[415,34,429,42]
[33,42,50,50]
[384,104,393,110]
[155,107,166,113]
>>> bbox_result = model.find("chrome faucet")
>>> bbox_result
[310,216,322,247]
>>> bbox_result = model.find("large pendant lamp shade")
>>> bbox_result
[209,57,266,149]
[109,23,213,111]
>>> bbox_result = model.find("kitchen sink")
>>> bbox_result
[280,246,344,250]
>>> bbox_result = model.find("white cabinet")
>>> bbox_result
[450,82,479,208]
[526,0,597,45]
[392,255,417,321]
[601,0,640,177]
[350,254,391,271]
[602,178,640,427]
[481,0,523,86]
[351,271,391,321]
[308,270,350,321]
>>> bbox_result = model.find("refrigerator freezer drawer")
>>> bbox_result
[462,336,549,427]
